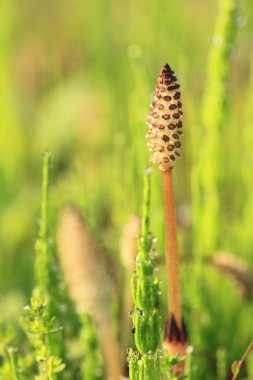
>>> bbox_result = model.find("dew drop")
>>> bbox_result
[151,249,158,257]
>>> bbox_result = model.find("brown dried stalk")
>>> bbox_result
[152,250,252,299]
[57,206,121,379]
[208,251,252,299]
[146,64,187,363]
[120,215,140,273]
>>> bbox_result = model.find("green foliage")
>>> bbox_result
[79,315,104,380]
[0,348,21,380]
[22,301,65,380]
[128,348,188,380]
[192,0,241,257]
[128,171,163,378]
[0,322,20,380]
[216,347,227,380]
[188,2,249,377]
[129,171,187,379]
[21,154,65,379]
[1,0,253,379]
[128,348,162,380]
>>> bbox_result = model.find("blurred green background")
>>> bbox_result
[1,0,253,378]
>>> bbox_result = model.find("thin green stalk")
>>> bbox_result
[185,347,193,380]
[35,151,52,299]
[128,169,162,380]
[190,2,240,359]
[241,54,253,254]
[190,0,239,376]
[80,314,104,380]
[216,347,227,380]
[40,152,50,244]
[246,351,253,379]
[192,0,240,258]
[23,154,65,380]
[8,348,19,380]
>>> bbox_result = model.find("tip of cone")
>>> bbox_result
[161,63,174,75]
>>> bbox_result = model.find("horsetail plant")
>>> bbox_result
[22,153,65,380]
[189,1,241,362]
[128,169,162,379]
[146,64,187,368]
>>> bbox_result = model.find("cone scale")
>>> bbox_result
[146,64,183,172]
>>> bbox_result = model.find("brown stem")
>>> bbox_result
[99,319,122,379]
[162,169,182,329]
[231,340,253,380]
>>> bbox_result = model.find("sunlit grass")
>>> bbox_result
[0,0,253,378]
